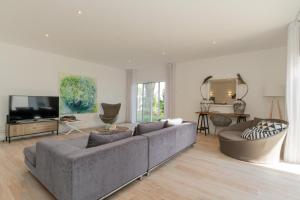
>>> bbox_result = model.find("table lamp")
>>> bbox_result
[263,84,285,119]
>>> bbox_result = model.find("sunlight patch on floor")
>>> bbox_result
[253,161,300,175]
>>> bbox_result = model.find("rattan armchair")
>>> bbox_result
[218,119,288,163]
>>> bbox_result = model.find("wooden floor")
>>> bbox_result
[1,131,300,200]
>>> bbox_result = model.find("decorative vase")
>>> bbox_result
[200,98,213,113]
[233,99,246,114]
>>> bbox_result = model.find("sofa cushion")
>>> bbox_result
[241,121,287,140]
[251,118,288,127]
[24,145,36,167]
[252,117,263,126]
[134,121,165,135]
[86,131,132,148]
[241,127,270,140]
[256,120,287,132]
[160,118,183,127]
[167,118,183,126]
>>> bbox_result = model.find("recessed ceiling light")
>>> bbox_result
[161,51,166,56]
[77,10,83,15]
[211,40,217,45]
[44,34,49,38]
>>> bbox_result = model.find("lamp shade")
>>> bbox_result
[263,84,285,97]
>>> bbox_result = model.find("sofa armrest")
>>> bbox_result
[67,136,148,200]
[175,122,197,151]
[36,140,80,200]
[142,127,177,169]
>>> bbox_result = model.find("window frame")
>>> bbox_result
[136,81,166,122]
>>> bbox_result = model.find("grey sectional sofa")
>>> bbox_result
[24,122,197,200]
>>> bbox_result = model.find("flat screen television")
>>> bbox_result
[9,95,59,122]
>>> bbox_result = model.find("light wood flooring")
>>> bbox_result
[1,131,300,200]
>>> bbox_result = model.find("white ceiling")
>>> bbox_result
[0,0,299,69]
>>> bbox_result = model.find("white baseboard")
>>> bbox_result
[0,126,5,141]
[0,134,5,142]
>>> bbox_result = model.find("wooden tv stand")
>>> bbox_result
[6,119,59,143]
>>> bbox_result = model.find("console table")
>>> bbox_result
[6,119,59,143]
[195,112,250,135]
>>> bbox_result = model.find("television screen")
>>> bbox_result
[9,96,59,121]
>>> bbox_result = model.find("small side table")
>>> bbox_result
[197,112,210,136]
[60,120,84,135]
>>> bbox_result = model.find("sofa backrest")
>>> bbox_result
[252,118,289,126]
[69,135,148,200]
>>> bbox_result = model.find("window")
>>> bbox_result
[137,82,166,122]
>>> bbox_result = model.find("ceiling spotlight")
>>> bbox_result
[77,10,83,15]
[44,34,49,37]
[211,40,217,45]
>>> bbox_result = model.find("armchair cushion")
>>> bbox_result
[241,121,288,140]
[256,120,287,132]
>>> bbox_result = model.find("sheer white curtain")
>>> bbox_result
[165,63,175,118]
[125,69,137,123]
[284,20,300,163]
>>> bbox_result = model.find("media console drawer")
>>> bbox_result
[23,121,58,134]
[9,124,24,136]
[6,120,59,142]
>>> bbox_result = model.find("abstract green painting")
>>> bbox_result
[59,74,98,114]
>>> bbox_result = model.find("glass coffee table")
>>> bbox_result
[94,126,130,134]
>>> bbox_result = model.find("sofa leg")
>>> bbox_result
[146,171,150,176]
[138,176,143,181]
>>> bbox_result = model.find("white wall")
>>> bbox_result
[136,66,168,83]
[175,47,287,122]
[0,42,127,139]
